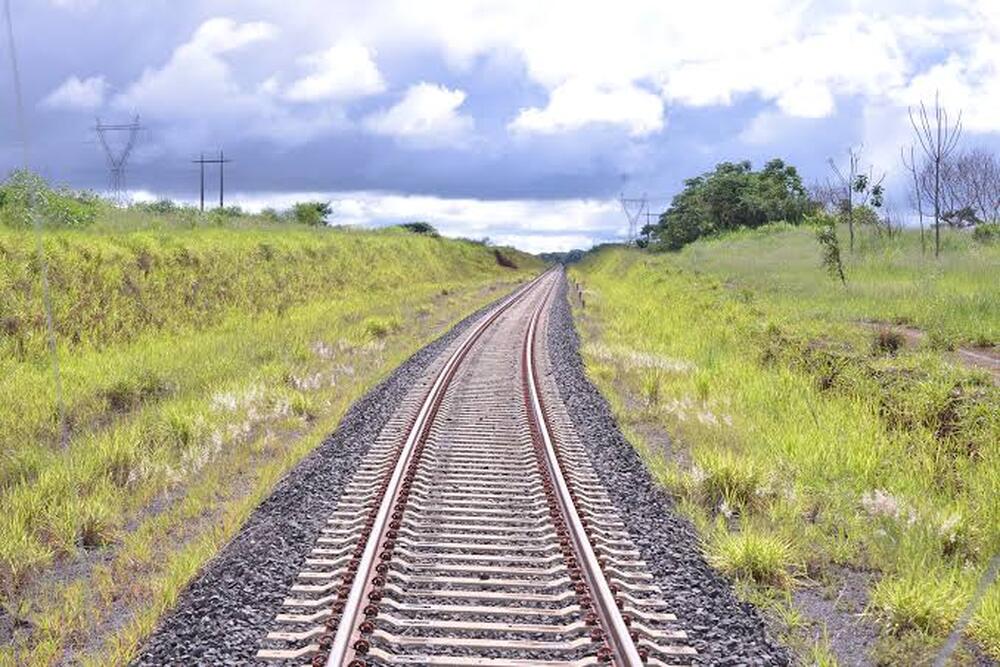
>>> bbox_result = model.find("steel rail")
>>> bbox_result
[522,276,644,667]
[326,270,554,666]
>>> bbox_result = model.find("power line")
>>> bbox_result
[95,115,143,205]
[192,150,233,211]
[4,0,67,447]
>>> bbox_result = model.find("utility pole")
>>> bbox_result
[197,153,205,211]
[95,115,143,205]
[219,150,225,209]
[192,150,233,211]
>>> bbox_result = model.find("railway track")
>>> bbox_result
[258,270,696,666]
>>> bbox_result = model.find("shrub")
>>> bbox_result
[816,222,847,285]
[135,199,179,215]
[362,315,402,339]
[973,222,1000,244]
[291,201,332,226]
[0,170,100,228]
[872,328,905,356]
[399,221,439,236]
[493,248,518,268]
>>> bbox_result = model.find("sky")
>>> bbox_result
[2,0,999,252]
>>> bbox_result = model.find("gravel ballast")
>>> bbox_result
[132,296,507,666]
[545,278,791,666]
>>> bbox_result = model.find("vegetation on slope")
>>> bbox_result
[0,200,541,664]
[570,228,998,664]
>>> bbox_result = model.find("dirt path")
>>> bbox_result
[863,322,1000,383]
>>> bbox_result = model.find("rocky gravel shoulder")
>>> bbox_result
[132,297,503,666]
[546,277,791,666]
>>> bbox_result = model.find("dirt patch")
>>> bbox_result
[860,321,1000,384]
[794,566,880,665]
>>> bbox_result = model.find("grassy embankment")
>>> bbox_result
[570,225,999,664]
[0,220,541,665]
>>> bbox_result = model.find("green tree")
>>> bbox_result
[650,158,812,250]
[291,201,332,226]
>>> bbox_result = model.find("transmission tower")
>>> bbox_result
[95,115,142,205]
[619,192,647,245]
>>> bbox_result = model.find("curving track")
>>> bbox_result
[257,270,696,666]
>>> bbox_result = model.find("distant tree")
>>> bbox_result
[650,158,812,250]
[216,205,244,217]
[140,199,178,214]
[945,148,1000,225]
[909,91,963,257]
[399,221,439,236]
[291,201,333,226]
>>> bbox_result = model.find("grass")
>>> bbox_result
[677,223,999,347]
[0,219,541,665]
[569,226,999,664]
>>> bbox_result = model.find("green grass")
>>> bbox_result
[569,228,999,664]
[677,223,999,347]
[0,221,541,665]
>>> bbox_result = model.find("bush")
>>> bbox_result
[872,328,905,356]
[399,221,439,236]
[973,222,1000,244]
[362,315,402,339]
[135,199,179,215]
[493,248,518,268]
[0,170,100,228]
[291,201,332,226]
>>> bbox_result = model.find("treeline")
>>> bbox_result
[644,94,1000,253]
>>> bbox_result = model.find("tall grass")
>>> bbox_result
[677,224,999,346]
[570,236,999,663]
[0,223,540,665]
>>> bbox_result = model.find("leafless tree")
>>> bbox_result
[828,146,885,253]
[901,145,927,255]
[809,180,842,214]
[951,148,1000,224]
[909,91,963,257]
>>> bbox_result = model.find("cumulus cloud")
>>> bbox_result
[41,75,107,110]
[264,0,996,133]
[114,17,275,117]
[510,80,664,137]
[285,40,385,102]
[364,83,474,147]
